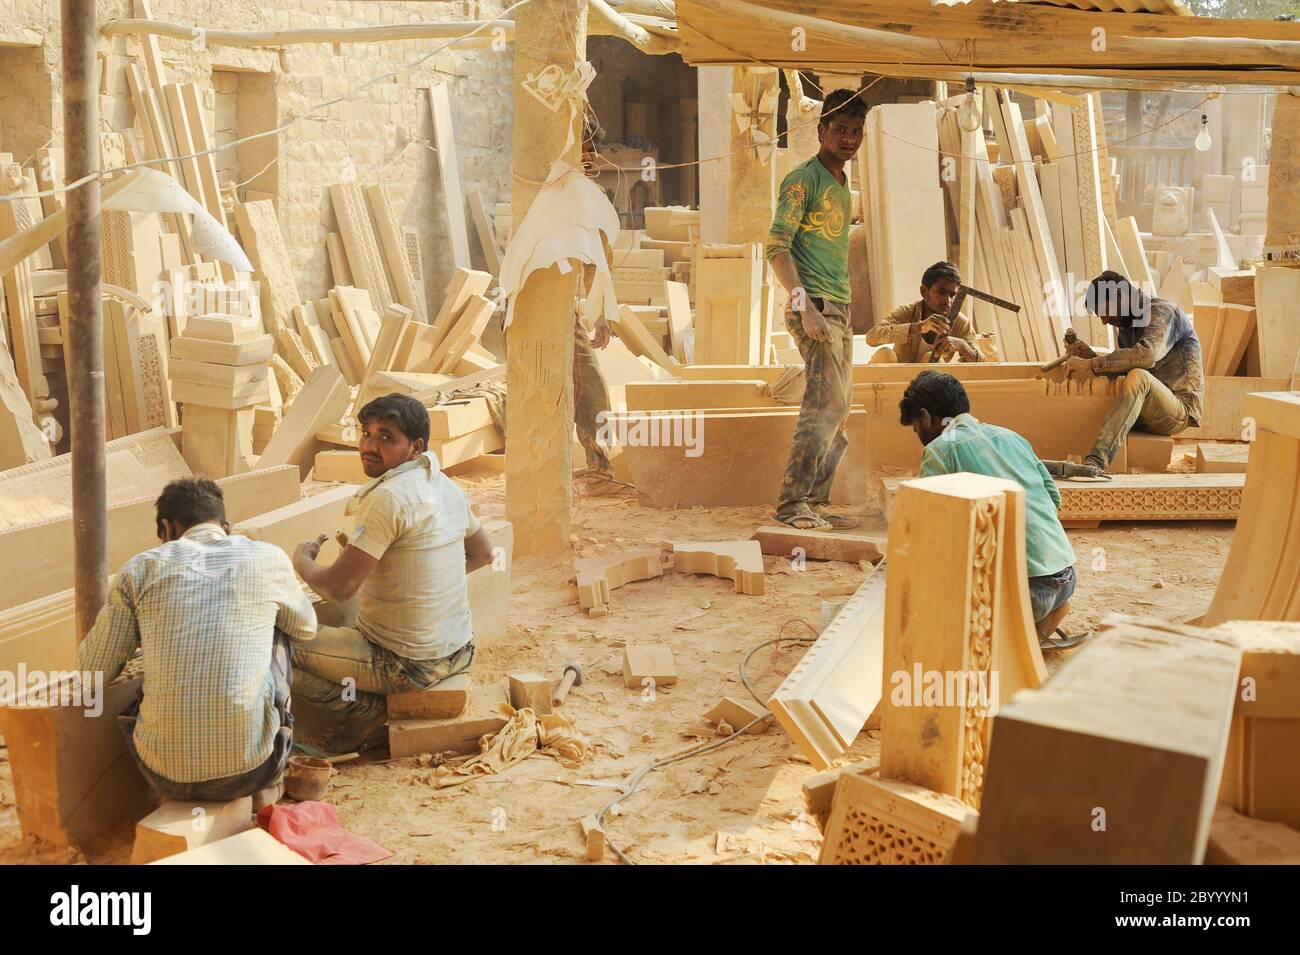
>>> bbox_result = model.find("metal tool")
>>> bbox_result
[552,660,584,707]
[945,283,1022,326]
[1040,459,1111,481]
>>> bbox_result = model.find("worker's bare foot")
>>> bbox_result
[777,508,832,531]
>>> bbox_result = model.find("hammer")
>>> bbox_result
[553,661,583,707]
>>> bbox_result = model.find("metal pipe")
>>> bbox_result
[62,0,107,640]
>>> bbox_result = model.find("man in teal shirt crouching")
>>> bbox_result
[898,370,1077,643]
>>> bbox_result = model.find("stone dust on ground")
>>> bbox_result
[0,461,1233,865]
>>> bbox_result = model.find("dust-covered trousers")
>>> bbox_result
[574,323,612,472]
[1086,368,1191,469]
[777,299,855,520]
[292,624,475,725]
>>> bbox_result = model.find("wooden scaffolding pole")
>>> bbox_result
[505,0,587,557]
[62,0,107,639]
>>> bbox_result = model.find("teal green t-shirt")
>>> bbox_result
[766,156,853,305]
[919,414,1076,578]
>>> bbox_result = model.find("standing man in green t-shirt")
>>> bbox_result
[767,88,866,531]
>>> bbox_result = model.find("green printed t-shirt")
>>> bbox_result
[766,156,853,305]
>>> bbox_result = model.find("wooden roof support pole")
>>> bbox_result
[1265,90,1300,260]
[62,0,107,639]
[725,66,778,247]
[505,0,585,558]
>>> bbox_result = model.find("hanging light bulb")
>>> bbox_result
[1194,113,1213,152]
[957,75,983,133]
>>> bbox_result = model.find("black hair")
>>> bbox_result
[819,88,868,127]
[1086,270,1148,321]
[898,371,970,426]
[155,478,226,537]
[358,393,430,446]
[922,260,962,289]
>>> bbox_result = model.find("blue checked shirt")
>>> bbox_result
[77,524,317,783]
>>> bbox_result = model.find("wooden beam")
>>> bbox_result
[975,615,1240,864]
[428,85,472,271]
[505,1,584,557]
[768,569,886,769]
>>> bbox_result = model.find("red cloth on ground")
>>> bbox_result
[257,801,394,865]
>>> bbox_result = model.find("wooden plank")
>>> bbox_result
[161,83,211,213]
[329,183,395,313]
[1116,215,1155,290]
[999,94,1067,351]
[232,200,301,340]
[880,473,1046,808]
[363,185,427,323]
[1205,395,1300,625]
[0,423,187,530]
[664,280,692,363]
[1072,100,1109,344]
[354,305,414,410]
[467,189,501,276]
[1253,266,1300,379]
[768,570,886,769]
[1056,473,1245,523]
[232,481,358,565]
[325,232,353,287]
[0,345,50,470]
[152,827,312,865]
[610,304,676,371]
[0,465,300,614]
[428,84,472,269]
[1039,162,1066,281]
[430,295,495,375]
[329,286,374,370]
[416,267,492,365]
[1195,443,1249,474]
[179,82,228,227]
[257,365,350,480]
[622,409,871,508]
[1211,304,1255,377]
[820,771,971,865]
[0,675,155,849]
[975,616,1240,864]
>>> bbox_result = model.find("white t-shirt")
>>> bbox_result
[348,452,481,660]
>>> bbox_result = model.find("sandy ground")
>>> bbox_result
[0,446,1235,865]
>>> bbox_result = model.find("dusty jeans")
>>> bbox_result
[1086,368,1191,469]
[120,630,294,802]
[776,299,855,521]
[1028,565,1077,624]
[574,324,613,472]
[292,626,475,748]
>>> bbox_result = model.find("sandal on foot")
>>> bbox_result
[815,512,860,530]
[778,513,832,531]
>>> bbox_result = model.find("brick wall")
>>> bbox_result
[3,0,517,314]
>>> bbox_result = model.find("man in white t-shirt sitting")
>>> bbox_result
[293,394,495,752]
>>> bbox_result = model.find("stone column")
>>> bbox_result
[697,66,732,245]
[506,0,587,557]
[725,65,778,247]
[1266,90,1300,257]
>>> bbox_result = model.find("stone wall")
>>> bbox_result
[2,0,517,313]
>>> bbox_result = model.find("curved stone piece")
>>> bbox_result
[670,540,765,595]
[575,550,663,610]
[1206,392,1300,625]
[880,472,1047,811]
